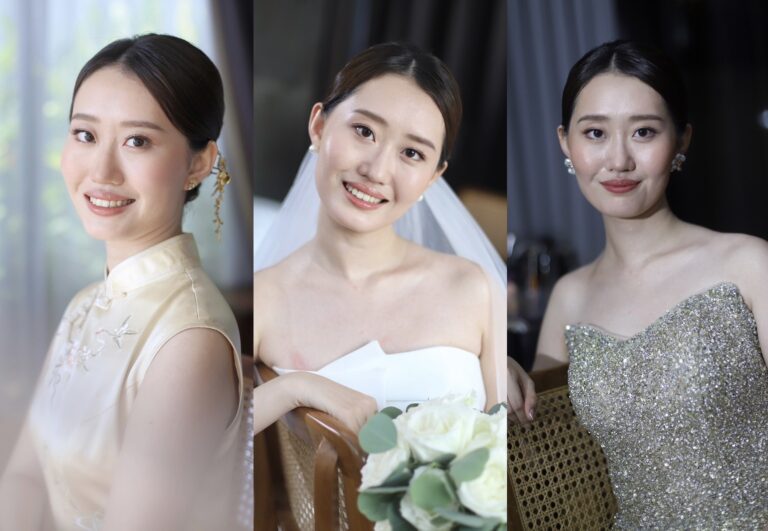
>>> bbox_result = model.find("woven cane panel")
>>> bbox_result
[276,421,351,531]
[277,421,315,530]
[508,386,617,530]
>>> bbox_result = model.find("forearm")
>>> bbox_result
[0,472,47,530]
[253,375,300,434]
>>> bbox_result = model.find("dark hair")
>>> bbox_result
[70,33,224,203]
[322,42,462,167]
[561,40,688,136]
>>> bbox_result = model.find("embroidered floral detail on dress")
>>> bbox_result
[48,286,139,398]
[74,512,104,530]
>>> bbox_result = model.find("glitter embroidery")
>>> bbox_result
[566,283,768,528]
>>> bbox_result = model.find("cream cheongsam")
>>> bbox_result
[28,234,250,531]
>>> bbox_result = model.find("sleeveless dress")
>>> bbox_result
[28,234,250,530]
[273,339,486,411]
[566,282,768,529]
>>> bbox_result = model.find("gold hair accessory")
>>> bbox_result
[212,153,230,239]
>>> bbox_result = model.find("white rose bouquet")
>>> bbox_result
[357,394,506,530]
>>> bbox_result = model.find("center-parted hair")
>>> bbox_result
[322,42,462,167]
[561,40,688,136]
[69,33,224,203]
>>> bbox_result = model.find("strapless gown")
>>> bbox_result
[273,340,486,411]
[566,282,768,528]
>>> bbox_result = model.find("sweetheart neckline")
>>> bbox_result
[567,281,747,343]
[272,340,479,372]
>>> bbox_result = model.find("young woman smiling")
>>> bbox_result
[0,34,248,531]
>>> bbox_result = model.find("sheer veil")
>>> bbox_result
[254,149,507,404]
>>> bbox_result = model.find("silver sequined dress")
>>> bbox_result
[566,282,768,529]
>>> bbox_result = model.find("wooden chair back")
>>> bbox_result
[508,364,617,530]
[255,363,372,531]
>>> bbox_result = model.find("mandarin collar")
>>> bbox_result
[103,234,201,299]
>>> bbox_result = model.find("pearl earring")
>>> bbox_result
[564,158,576,175]
[308,145,317,153]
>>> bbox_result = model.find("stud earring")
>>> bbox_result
[185,181,198,191]
[671,153,686,172]
[308,145,317,153]
[564,158,576,175]
[418,194,424,202]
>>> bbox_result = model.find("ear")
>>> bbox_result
[427,161,448,188]
[186,141,218,189]
[679,123,692,153]
[557,125,571,158]
[308,102,325,149]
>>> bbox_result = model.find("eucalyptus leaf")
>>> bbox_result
[359,413,398,453]
[387,502,417,531]
[433,453,457,466]
[357,491,396,521]
[381,463,413,487]
[408,468,457,511]
[434,508,494,527]
[362,485,409,494]
[449,448,489,483]
[380,406,403,419]
[487,402,508,415]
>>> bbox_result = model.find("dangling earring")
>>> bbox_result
[671,153,686,172]
[212,153,230,240]
[564,158,576,175]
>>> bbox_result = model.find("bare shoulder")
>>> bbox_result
[410,245,494,305]
[547,263,593,320]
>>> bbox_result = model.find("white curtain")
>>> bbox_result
[0,0,248,468]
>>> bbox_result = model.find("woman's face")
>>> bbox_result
[558,72,690,219]
[308,74,447,233]
[61,66,211,245]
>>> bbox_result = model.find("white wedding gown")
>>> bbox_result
[273,340,486,411]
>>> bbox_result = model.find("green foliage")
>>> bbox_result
[359,412,398,453]
[408,468,457,511]
[449,448,489,483]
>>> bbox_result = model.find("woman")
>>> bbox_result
[513,40,768,527]
[0,35,249,530]
[253,42,506,433]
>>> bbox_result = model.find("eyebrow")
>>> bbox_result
[352,108,437,152]
[70,113,166,132]
[576,113,665,123]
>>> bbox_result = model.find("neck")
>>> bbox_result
[310,208,408,283]
[105,223,182,273]
[600,198,683,270]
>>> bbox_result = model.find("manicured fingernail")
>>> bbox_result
[527,409,534,421]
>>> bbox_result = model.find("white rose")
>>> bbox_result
[360,433,410,490]
[400,493,453,531]
[400,398,479,461]
[457,449,507,522]
[374,521,392,531]
[462,408,506,456]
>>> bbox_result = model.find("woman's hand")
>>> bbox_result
[508,357,536,425]
[254,371,378,434]
[288,372,378,433]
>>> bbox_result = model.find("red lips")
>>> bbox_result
[600,179,639,194]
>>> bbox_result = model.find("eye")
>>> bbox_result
[125,135,150,148]
[634,127,657,139]
[585,128,604,140]
[403,147,424,162]
[353,125,375,141]
[73,129,94,143]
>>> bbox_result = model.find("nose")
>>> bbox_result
[606,136,635,173]
[358,145,394,184]
[90,144,124,185]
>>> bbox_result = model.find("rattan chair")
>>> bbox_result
[255,363,373,531]
[508,364,617,530]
